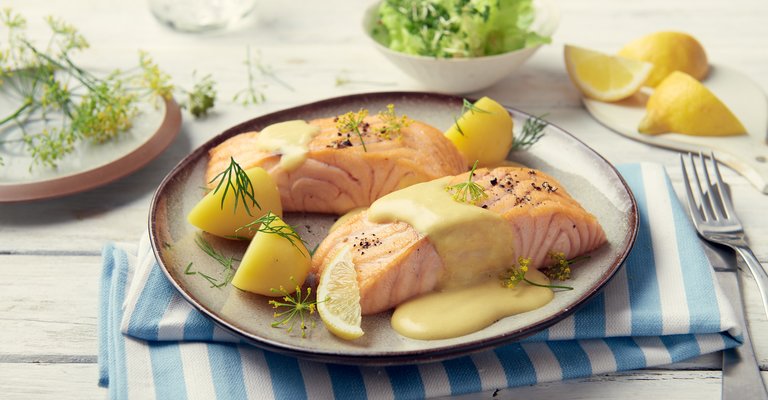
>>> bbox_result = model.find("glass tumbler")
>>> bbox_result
[148,0,257,32]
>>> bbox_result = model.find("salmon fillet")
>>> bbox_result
[205,115,466,214]
[311,167,607,315]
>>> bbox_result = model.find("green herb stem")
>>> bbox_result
[0,98,34,126]
[446,160,487,204]
[238,212,308,257]
[523,278,573,291]
[269,282,320,338]
[209,157,259,216]
[512,114,548,150]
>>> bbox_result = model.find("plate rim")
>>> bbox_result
[582,63,768,194]
[149,91,638,365]
[0,97,182,202]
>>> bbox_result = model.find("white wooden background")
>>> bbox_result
[1,0,767,398]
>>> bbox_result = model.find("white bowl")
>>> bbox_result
[362,0,559,94]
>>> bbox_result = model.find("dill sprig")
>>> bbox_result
[446,160,487,205]
[462,98,490,115]
[452,98,490,136]
[190,234,239,288]
[269,282,321,338]
[180,72,216,118]
[543,252,590,281]
[238,212,308,256]
[209,157,260,216]
[233,46,293,106]
[0,10,179,169]
[501,256,574,291]
[335,108,369,152]
[512,114,548,150]
[376,103,411,139]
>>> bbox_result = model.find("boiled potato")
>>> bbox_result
[444,97,514,167]
[231,215,311,296]
[187,167,282,239]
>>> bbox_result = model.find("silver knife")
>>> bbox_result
[703,241,768,400]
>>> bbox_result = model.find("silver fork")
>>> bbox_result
[680,152,768,318]
[681,152,768,400]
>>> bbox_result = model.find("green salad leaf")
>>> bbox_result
[372,0,550,58]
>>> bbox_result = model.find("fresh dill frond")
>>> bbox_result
[501,256,574,291]
[0,10,177,169]
[232,46,293,106]
[462,98,490,115]
[138,51,173,100]
[197,271,226,288]
[184,262,195,275]
[238,212,308,257]
[195,234,239,269]
[180,71,216,118]
[209,157,260,216]
[308,243,320,258]
[269,281,321,338]
[376,104,411,139]
[543,252,590,281]
[501,256,530,288]
[446,160,488,205]
[233,46,266,105]
[512,114,548,150]
[451,98,490,137]
[453,116,465,136]
[193,234,239,288]
[335,108,370,152]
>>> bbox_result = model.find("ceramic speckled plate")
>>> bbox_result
[583,64,768,194]
[0,97,181,202]
[149,92,637,365]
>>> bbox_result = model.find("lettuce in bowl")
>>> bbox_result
[371,0,551,58]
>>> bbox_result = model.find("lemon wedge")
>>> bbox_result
[638,71,746,136]
[317,246,364,340]
[564,45,653,102]
[618,31,709,88]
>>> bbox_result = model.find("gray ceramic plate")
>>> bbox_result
[149,92,638,365]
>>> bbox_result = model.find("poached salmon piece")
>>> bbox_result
[205,115,466,214]
[312,167,607,315]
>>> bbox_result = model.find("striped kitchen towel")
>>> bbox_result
[98,163,741,399]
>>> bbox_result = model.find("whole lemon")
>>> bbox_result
[618,31,709,87]
[638,71,746,136]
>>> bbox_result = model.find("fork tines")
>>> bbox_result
[680,152,736,224]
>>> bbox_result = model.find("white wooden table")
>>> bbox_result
[1,0,767,398]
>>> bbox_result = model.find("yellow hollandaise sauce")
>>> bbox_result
[367,177,515,290]
[254,120,320,171]
[391,269,554,340]
[329,207,367,233]
[367,176,556,340]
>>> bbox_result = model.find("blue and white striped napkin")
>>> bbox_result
[99,163,741,399]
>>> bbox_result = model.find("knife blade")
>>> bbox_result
[703,241,768,400]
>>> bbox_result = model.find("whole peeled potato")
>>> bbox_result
[444,97,514,167]
[187,166,282,239]
[231,214,311,296]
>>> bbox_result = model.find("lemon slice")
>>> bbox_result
[317,247,364,340]
[564,45,653,102]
